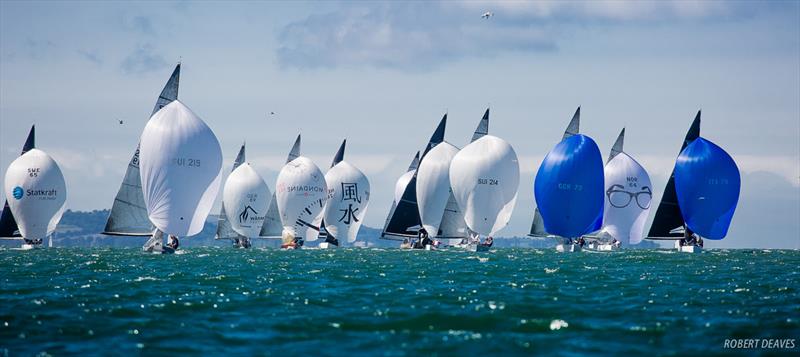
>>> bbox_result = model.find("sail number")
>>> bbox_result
[558,183,583,191]
[173,158,201,167]
[708,178,729,185]
[27,168,40,177]
[478,178,499,185]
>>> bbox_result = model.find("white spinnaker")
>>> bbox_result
[416,142,459,237]
[222,163,271,238]
[394,170,414,204]
[276,156,327,241]
[450,135,520,236]
[3,149,67,240]
[323,161,370,243]
[602,152,652,244]
[139,100,223,237]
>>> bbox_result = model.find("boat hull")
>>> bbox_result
[556,244,582,253]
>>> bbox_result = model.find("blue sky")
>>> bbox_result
[1,0,798,248]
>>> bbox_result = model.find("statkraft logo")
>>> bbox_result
[12,186,24,200]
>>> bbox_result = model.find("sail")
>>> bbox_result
[216,144,247,240]
[527,207,550,237]
[562,107,580,140]
[259,134,302,237]
[382,115,448,239]
[0,125,35,237]
[608,128,625,163]
[275,156,327,241]
[222,163,271,238]
[382,152,421,239]
[139,100,223,237]
[674,137,740,239]
[471,109,489,142]
[437,190,469,242]
[534,134,604,238]
[450,135,520,236]
[601,152,652,244]
[3,148,66,240]
[323,162,370,243]
[331,139,346,168]
[647,111,701,238]
[104,64,180,236]
[416,142,459,237]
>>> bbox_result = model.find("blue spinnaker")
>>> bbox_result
[674,137,740,240]
[534,134,604,238]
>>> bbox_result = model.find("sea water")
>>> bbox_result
[1,248,798,355]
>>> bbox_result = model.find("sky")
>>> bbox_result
[1,0,798,248]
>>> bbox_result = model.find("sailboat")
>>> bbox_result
[217,143,271,249]
[533,110,604,252]
[528,107,580,241]
[416,139,459,241]
[259,134,301,239]
[381,115,446,242]
[318,140,370,249]
[384,152,420,248]
[2,126,66,250]
[274,141,327,249]
[139,100,223,254]
[0,125,36,240]
[585,128,652,251]
[449,108,520,252]
[647,111,740,253]
[104,64,180,237]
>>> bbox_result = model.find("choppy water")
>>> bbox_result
[1,248,798,356]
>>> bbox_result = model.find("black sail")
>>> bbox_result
[647,111,701,238]
[0,125,35,237]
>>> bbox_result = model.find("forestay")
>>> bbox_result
[674,137,740,240]
[449,135,519,236]
[139,100,223,237]
[534,134,604,238]
[3,149,66,240]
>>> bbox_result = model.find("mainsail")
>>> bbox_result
[382,152,420,239]
[3,148,67,240]
[673,137,740,239]
[528,107,580,237]
[647,111,701,238]
[103,64,180,236]
[216,143,247,240]
[534,134,604,238]
[608,128,625,163]
[382,115,446,239]
[0,125,35,237]
[259,134,301,237]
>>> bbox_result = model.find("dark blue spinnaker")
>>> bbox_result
[534,134,604,238]
[674,137,740,240]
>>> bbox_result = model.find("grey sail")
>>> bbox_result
[647,111,701,239]
[383,115,447,239]
[529,108,580,237]
[331,139,346,168]
[381,151,420,238]
[215,143,247,240]
[0,125,35,237]
[608,128,625,163]
[103,64,180,236]
[259,134,302,237]
[471,108,490,142]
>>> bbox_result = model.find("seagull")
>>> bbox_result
[481,11,493,19]
[117,119,124,125]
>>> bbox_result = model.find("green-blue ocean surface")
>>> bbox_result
[1,248,798,356]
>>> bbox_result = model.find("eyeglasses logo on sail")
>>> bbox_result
[607,184,651,209]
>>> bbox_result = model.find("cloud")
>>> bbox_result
[77,49,103,66]
[276,3,556,70]
[120,44,168,75]
[124,15,156,35]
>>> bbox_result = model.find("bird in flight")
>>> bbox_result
[481,11,493,19]
[117,119,124,125]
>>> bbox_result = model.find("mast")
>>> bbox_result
[647,110,701,238]
[259,134,302,237]
[103,63,181,236]
[0,125,35,237]
[215,143,247,241]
